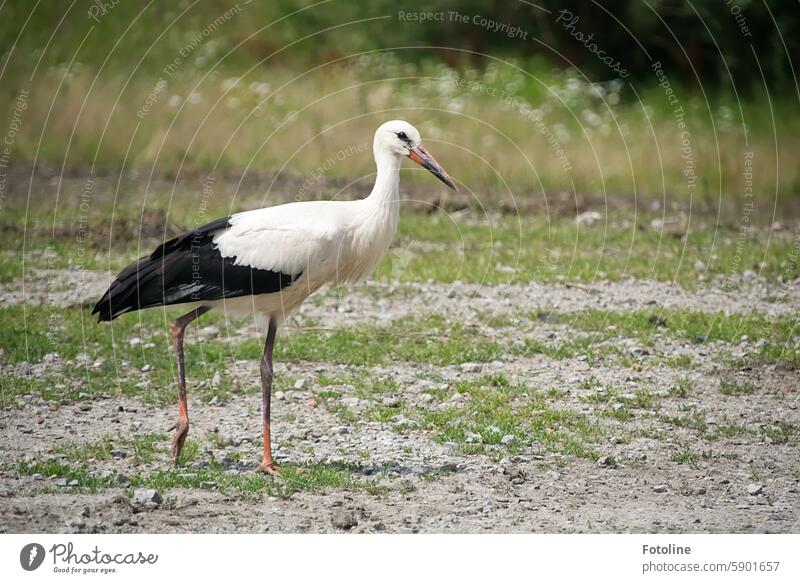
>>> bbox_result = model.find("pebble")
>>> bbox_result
[17,362,32,376]
[500,434,517,445]
[128,337,143,346]
[53,478,68,487]
[211,371,222,388]
[597,455,617,468]
[653,484,668,493]
[293,379,307,390]
[133,488,163,505]
[460,362,482,374]
[331,508,358,530]
[464,431,481,443]
[747,483,764,496]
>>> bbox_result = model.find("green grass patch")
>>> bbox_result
[416,376,611,460]
[129,461,384,499]
[16,459,117,493]
[719,379,759,396]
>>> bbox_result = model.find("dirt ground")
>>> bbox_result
[1,270,799,533]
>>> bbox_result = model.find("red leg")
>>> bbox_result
[258,318,279,475]
[168,306,210,466]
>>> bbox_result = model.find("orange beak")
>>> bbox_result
[408,145,458,192]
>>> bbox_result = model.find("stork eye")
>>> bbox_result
[397,131,408,141]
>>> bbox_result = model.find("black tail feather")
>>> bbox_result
[92,216,299,322]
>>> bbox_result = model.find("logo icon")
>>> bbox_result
[20,543,46,571]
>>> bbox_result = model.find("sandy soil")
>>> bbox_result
[1,270,798,533]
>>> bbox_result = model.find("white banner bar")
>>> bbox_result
[2,534,798,582]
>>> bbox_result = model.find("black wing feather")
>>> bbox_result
[92,217,299,322]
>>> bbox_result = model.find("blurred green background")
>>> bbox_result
[0,0,797,217]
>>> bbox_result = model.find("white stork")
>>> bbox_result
[93,120,457,474]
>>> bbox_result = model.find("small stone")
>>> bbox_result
[293,379,306,390]
[460,362,482,374]
[747,483,763,496]
[306,398,318,408]
[16,362,32,376]
[133,488,163,505]
[68,479,79,487]
[653,484,668,493]
[500,434,517,445]
[331,509,358,530]
[54,478,68,487]
[464,431,481,443]
[208,396,219,406]
[31,473,44,481]
[128,337,143,346]
[211,371,222,388]
[274,391,285,400]
[597,455,617,468]
[140,364,152,373]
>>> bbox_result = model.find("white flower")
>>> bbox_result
[447,98,464,113]
[249,81,270,96]
[581,109,602,126]
[553,123,571,143]
[221,77,240,91]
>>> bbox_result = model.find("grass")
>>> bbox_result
[668,377,692,398]
[0,21,797,209]
[54,433,165,465]
[13,456,384,498]
[671,445,714,468]
[2,298,796,408]
[15,459,117,493]
[719,379,759,396]
[4,208,800,292]
[128,461,385,499]
[415,375,611,460]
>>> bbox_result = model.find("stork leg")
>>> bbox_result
[258,318,279,475]
[168,305,211,466]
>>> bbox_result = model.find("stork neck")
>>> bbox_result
[367,151,402,208]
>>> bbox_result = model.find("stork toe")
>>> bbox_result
[170,418,190,466]
[257,461,281,476]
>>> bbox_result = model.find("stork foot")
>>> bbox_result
[170,417,190,466]
[257,461,281,476]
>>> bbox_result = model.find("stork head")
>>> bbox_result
[374,120,458,191]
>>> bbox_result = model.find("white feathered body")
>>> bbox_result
[209,184,400,321]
